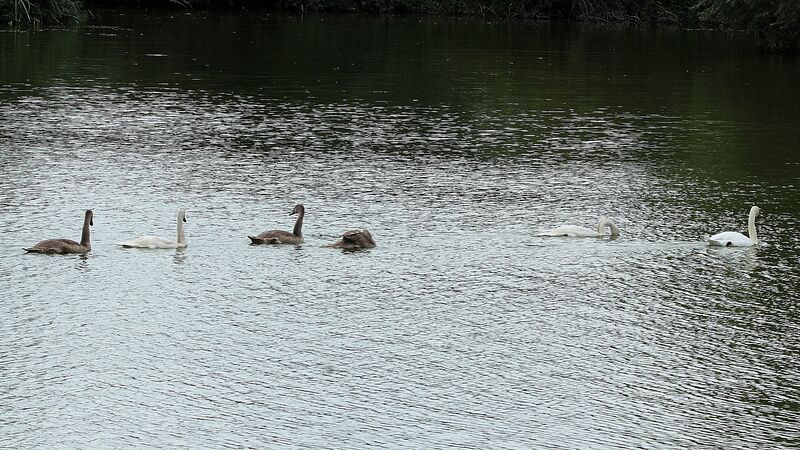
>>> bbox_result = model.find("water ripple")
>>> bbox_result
[2,19,799,449]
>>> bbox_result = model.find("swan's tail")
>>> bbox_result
[249,236,279,244]
[708,238,732,247]
[537,231,567,237]
[24,247,59,254]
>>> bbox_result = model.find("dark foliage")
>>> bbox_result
[695,0,800,51]
[1,0,83,26]
[2,0,799,51]
[263,0,695,22]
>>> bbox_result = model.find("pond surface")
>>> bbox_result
[1,10,799,448]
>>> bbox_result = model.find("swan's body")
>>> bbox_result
[119,235,185,249]
[325,229,376,249]
[118,209,187,249]
[540,217,620,237]
[25,210,93,254]
[708,206,760,247]
[249,204,304,245]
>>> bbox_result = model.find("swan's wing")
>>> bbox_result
[26,239,79,252]
[256,230,292,239]
[118,235,175,248]
[258,230,300,243]
[25,238,87,254]
[361,230,376,246]
[118,236,150,248]
[53,238,81,245]
[539,225,597,237]
[341,230,362,241]
[249,235,279,244]
[341,230,376,248]
[33,238,79,247]
[251,230,301,244]
[708,231,753,247]
[324,238,350,249]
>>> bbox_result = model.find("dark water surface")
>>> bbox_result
[1,11,799,447]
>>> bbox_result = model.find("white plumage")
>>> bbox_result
[118,209,187,249]
[708,206,760,247]
[540,217,620,237]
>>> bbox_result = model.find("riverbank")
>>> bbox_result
[2,0,798,51]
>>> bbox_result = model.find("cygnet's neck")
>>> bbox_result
[293,208,304,237]
[177,211,186,244]
[81,211,92,248]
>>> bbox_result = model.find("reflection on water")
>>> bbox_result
[75,253,91,273]
[1,10,799,449]
[172,249,188,265]
[706,245,764,272]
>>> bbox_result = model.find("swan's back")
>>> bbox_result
[118,236,184,249]
[342,229,376,248]
[25,238,88,254]
[708,231,753,247]
[540,225,598,237]
[249,230,303,245]
[325,229,376,249]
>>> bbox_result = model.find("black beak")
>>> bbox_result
[90,219,94,226]
[183,216,187,223]
[289,211,296,216]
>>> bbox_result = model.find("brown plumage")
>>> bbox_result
[325,229,376,249]
[248,204,305,245]
[24,210,94,254]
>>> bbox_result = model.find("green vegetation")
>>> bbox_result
[2,0,798,51]
[274,0,698,23]
[695,0,800,51]
[1,0,82,27]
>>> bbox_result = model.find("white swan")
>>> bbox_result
[708,206,760,247]
[118,209,187,249]
[539,217,620,237]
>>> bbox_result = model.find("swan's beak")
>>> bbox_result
[289,211,297,216]
[90,219,94,226]
[183,216,187,223]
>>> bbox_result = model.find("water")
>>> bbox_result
[1,11,799,447]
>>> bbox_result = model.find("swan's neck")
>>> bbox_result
[596,218,619,236]
[596,219,605,235]
[80,213,91,248]
[748,209,758,243]
[608,221,620,236]
[293,209,304,237]
[177,212,186,244]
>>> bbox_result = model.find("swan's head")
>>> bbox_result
[750,205,761,218]
[290,204,304,216]
[180,209,187,223]
[85,209,93,226]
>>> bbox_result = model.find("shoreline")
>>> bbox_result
[2,1,798,52]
